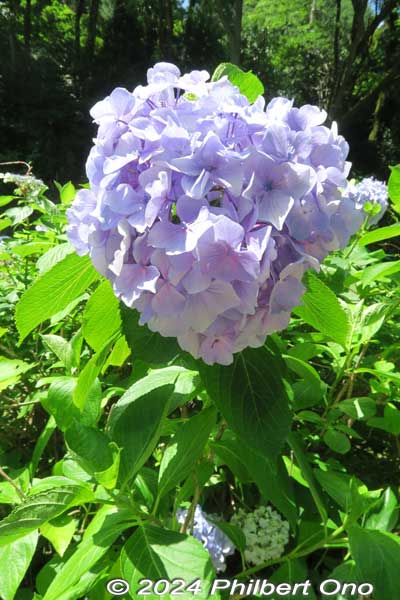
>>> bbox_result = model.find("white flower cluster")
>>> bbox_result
[0,172,45,199]
[231,505,289,565]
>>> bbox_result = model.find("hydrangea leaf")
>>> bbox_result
[211,62,264,102]
[294,271,350,349]
[121,524,215,600]
[200,345,292,460]
[15,253,99,343]
[158,407,216,498]
[120,304,181,365]
[0,531,38,600]
[388,164,400,212]
[348,526,400,600]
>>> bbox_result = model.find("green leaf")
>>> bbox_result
[42,376,102,431]
[337,397,376,420]
[58,181,76,205]
[348,525,400,600]
[0,531,38,600]
[36,243,75,274]
[82,280,122,351]
[200,345,292,459]
[323,429,351,454]
[41,334,75,371]
[294,271,350,349]
[0,195,16,208]
[121,304,180,365]
[314,469,374,522]
[42,506,133,600]
[358,260,400,285]
[0,358,34,391]
[120,524,215,600]
[73,338,114,411]
[211,62,264,102]
[287,432,327,524]
[368,405,400,435]
[243,448,297,530]
[29,416,57,478]
[15,253,99,342]
[388,164,400,212]
[108,371,183,484]
[211,439,252,483]
[65,423,120,489]
[5,205,33,225]
[40,513,77,557]
[0,484,94,546]
[358,223,400,246]
[158,407,216,498]
[365,488,398,532]
[284,354,325,410]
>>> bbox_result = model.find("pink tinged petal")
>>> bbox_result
[181,263,212,293]
[177,330,202,358]
[269,276,305,314]
[147,221,193,254]
[257,189,294,230]
[212,214,244,248]
[232,280,259,314]
[199,336,234,366]
[182,281,240,333]
[148,313,188,337]
[167,252,194,285]
[199,242,259,283]
[113,264,160,307]
[152,282,186,317]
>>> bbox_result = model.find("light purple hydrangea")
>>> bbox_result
[67,62,385,365]
[176,505,235,572]
[345,176,388,226]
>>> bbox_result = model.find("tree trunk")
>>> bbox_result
[158,0,174,59]
[86,0,100,68]
[309,0,317,25]
[215,0,243,65]
[74,0,85,84]
[329,0,397,118]
[24,0,31,54]
[331,0,341,102]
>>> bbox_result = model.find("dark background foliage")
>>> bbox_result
[0,0,399,185]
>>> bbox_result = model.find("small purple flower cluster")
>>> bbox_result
[345,176,388,226]
[176,505,235,572]
[67,62,383,365]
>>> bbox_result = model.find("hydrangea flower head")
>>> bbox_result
[231,505,289,565]
[67,62,382,365]
[176,505,235,571]
[345,176,388,225]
